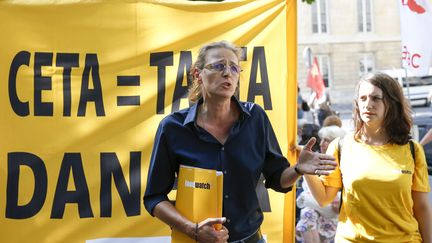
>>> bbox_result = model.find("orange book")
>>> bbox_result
[171,165,223,243]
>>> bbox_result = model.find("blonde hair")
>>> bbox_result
[188,40,242,103]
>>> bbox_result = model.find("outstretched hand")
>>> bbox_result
[296,137,336,176]
[197,217,229,243]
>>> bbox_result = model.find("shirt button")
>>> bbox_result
[227,219,231,223]
[224,170,227,174]
[221,146,224,151]
[225,194,229,199]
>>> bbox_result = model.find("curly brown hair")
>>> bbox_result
[187,40,242,103]
[352,73,412,145]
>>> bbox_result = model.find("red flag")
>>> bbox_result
[306,57,325,99]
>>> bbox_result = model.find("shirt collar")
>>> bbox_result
[183,96,251,126]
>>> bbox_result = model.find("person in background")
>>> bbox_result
[295,120,320,226]
[309,88,333,127]
[420,128,432,146]
[143,40,336,243]
[296,125,346,243]
[298,86,309,123]
[322,115,342,128]
[299,123,321,152]
[298,86,305,120]
[305,73,432,242]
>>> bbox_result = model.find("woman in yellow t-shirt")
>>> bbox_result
[304,73,432,242]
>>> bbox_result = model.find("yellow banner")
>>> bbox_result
[0,0,297,242]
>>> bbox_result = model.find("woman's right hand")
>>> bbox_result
[197,217,229,243]
[297,137,336,176]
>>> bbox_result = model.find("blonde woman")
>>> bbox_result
[144,41,336,243]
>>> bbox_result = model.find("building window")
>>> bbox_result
[359,53,375,76]
[357,0,372,32]
[311,0,328,34]
[317,55,331,87]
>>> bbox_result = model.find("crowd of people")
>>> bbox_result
[144,40,432,243]
[296,122,345,243]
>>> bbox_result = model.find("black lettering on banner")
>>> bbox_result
[34,52,54,116]
[6,152,47,219]
[172,51,192,113]
[100,152,141,217]
[9,51,31,116]
[247,46,272,110]
[56,53,79,116]
[117,75,141,106]
[51,153,93,218]
[150,52,174,114]
[78,54,105,116]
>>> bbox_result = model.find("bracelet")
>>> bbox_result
[294,164,304,175]
[195,223,198,242]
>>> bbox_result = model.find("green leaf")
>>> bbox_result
[302,0,316,4]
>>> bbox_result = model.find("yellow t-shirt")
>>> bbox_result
[321,133,430,243]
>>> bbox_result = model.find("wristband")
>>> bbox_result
[294,164,304,175]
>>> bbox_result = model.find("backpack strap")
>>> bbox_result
[409,140,415,164]
[337,136,344,163]
[337,136,345,212]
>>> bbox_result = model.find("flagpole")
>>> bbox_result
[404,67,412,107]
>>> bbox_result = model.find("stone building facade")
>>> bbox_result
[297,0,402,103]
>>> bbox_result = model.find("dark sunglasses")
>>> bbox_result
[204,61,242,74]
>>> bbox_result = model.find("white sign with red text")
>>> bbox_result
[399,0,432,76]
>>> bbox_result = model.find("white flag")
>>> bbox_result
[399,0,432,76]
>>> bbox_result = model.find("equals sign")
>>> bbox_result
[117,75,140,106]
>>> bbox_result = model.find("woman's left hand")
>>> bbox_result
[296,137,336,176]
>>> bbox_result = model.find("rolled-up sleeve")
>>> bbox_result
[143,122,176,216]
[261,111,291,193]
[320,138,342,188]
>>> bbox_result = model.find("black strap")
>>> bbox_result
[337,136,344,163]
[409,140,415,164]
[337,136,344,212]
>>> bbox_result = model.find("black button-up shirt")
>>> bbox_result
[144,98,291,241]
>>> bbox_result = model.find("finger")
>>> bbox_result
[221,225,229,234]
[319,159,337,166]
[201,217,226,228]
[318,154,335,161]
[320,165,337,170]
[303,137,317,151]
[222,234,229,242]
[216,229,229,237]
[315,169,333,175]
